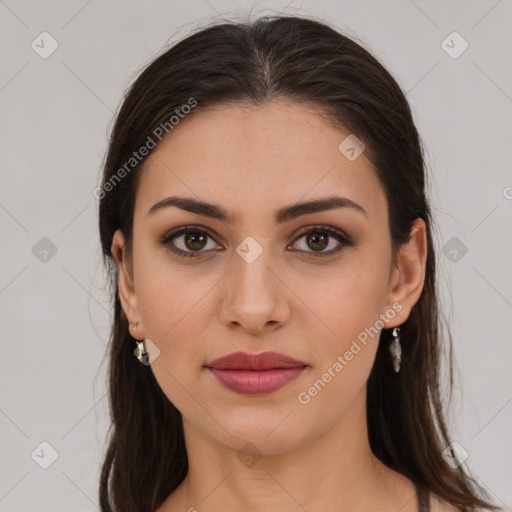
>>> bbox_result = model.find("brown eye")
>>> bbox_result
[305,231,329,251]
[289,226,354,257]
[183,231,208,251]
[158,226,221,258]
[158,224,354,260]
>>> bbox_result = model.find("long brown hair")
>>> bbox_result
[97,14,500,511]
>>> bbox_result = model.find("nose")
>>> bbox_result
[218,245,291,336]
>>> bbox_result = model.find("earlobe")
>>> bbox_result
[384,218,428,327]
[111,229,139,326]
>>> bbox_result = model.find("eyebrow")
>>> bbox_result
[147,195,368,223]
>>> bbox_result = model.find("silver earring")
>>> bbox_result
[389,327,402,373]
[135,340,147,364]
[130,321,139,332]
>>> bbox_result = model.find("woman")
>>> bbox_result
[97,14,500,512]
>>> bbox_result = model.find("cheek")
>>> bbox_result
[299,265,388,395]
[134,262,215,388]
[136,268,211,410]
[135,244,211,335]
[296,280,383,415]
[307,263,389,342]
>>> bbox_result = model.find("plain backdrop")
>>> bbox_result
[0,1,511,510]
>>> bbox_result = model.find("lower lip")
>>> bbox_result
[207,367,307,395]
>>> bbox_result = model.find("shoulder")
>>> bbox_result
[429,492,460,511]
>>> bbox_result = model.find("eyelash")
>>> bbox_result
[158,224,354,259]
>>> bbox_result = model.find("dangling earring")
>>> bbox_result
[135,339,147,364]
[129,322,147,364]
[389,326,402,373]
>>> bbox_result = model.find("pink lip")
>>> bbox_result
[206,350,307,370]
[205,351,308,395]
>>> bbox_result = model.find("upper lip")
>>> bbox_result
[205,351,307,370]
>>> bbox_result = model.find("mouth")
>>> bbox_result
[205,350,308,371]
[205,351,309,395]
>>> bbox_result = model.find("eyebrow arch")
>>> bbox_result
[147,195,368,223]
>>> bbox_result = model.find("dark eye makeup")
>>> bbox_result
[157,224,355,259]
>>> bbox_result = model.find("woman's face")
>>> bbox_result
[112,101,425,456]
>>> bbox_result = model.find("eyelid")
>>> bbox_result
[158,224,354,258]
[288,224,354,257]
[291,224,351,243]
[157,224,222,256]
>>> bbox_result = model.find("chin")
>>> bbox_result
[213,414,309,456]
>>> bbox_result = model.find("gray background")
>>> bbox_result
[1,0,511,510]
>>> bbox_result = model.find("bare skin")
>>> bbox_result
[111,100,453,511]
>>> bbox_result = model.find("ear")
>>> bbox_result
[383,218,428,327]
[111,229,142,338]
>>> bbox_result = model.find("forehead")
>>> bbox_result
[135,101,387,224]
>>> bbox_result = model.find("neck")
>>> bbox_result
[160,388,417,512]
